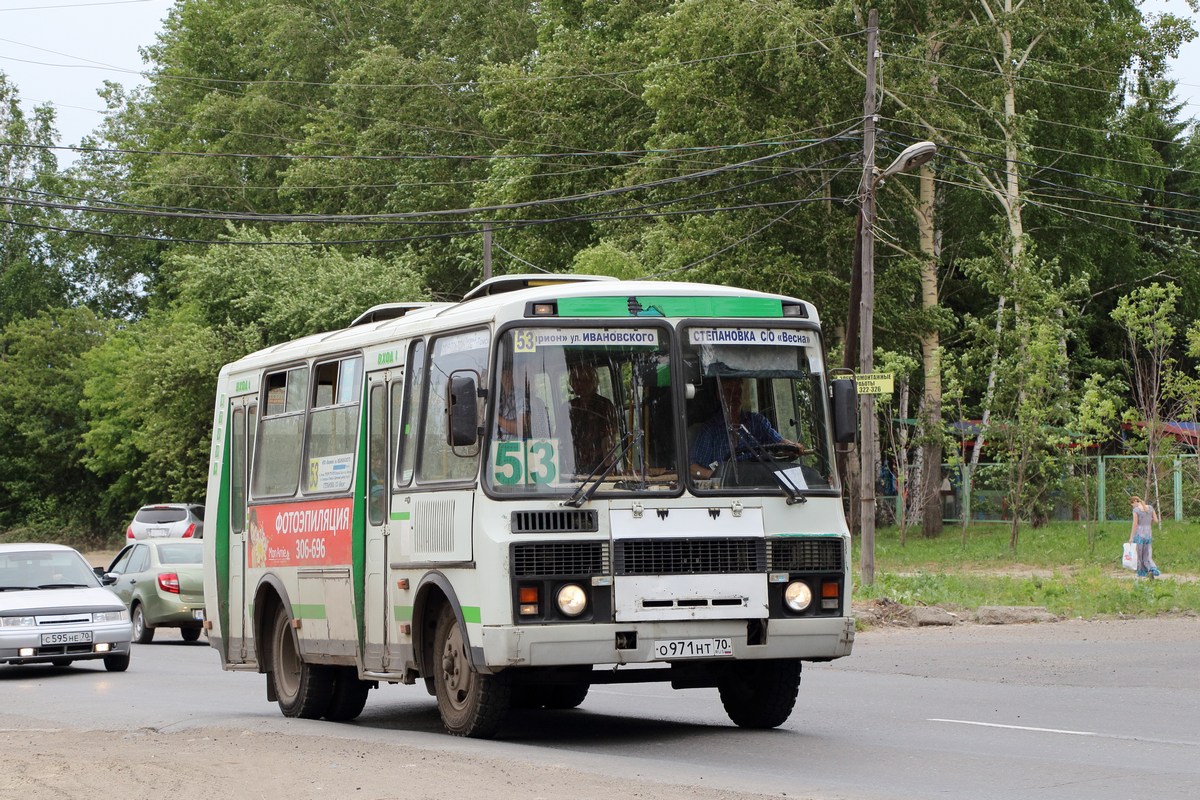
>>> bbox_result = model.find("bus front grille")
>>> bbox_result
[511,509,599,534]
[512,542,609,577]
[615,538,765,576]
[767,538,845,572]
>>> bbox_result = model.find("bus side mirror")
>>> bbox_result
[832,378,857,444]
[449,374,480,447]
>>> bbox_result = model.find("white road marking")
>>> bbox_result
[929,718,1199,747]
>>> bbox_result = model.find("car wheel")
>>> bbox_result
[269,606,334,719]
[131,604,155,644]
[180,627,202,642]
[433,605,510,738]
[104,653,130,672]
[51,658,73,667]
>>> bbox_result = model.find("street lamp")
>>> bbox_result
[857,140,936,587]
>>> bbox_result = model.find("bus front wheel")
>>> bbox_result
[717,659,801,729]
[269,606,334,719]
[433,605,510,738]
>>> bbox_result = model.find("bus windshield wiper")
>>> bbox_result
[737,424,807,505]
[563,432,635,508]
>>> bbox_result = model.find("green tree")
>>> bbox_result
[0,308,110,539]
[1111,282,1184,509]
[0,75,71,327]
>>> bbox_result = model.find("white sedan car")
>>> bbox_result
[0,543,133,671]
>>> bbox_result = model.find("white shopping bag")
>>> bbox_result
[1121,542,1138,571]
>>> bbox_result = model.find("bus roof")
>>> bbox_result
[220,276,820,376]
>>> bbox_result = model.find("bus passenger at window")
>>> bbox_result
[688,378,804,480]
[568,362,618,474]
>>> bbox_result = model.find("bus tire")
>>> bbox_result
[433,605,510,738]
[269,606,334,719]
[542,683,589,710]
[325,666,371,722]
[717,659,800,729]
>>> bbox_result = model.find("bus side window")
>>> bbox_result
[396,340,424,487]
[304,356,363,494]
[231,406,246,534]
[368,384,387,525]
[253,367,307,498]
[418,330,488,483]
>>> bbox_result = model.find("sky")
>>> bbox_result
[0,0,1199,153]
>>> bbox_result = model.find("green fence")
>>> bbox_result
[877,454,1200,524]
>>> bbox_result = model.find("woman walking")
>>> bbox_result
[1129,496,1162,578]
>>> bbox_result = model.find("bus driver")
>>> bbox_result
[688,378,805,480]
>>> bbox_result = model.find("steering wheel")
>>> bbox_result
[729,442,803,462]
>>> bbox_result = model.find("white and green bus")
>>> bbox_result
[202,275,858,737]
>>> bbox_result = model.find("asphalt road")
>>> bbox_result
[2,618,1196,800]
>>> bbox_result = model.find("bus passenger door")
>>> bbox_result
[363,371,397,672]
[227,399,255,664]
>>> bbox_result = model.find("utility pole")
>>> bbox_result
[482,222,493,280]
[858,9,880,587]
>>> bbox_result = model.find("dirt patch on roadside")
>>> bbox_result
[0,727,772,800]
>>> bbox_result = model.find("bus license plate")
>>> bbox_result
[41,631,92,645]
[652,638,733,659]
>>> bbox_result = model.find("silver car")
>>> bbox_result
[0,543,133,671]
[104,540,205,643]
[125,503,204,540]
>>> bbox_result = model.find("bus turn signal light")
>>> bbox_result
[519,586,539,616]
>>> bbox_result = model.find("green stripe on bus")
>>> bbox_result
[557,296,783,318]
[390,511,411,521]
[292,604,327,620]
[393,605,478,624]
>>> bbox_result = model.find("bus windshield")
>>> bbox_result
[485,325,677,497]
[682,325,835,494]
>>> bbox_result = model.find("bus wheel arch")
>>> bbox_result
[252,574,291,673]
[412,572,480,681]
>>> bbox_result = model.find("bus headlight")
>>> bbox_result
[556,584,588,617]
[784,581,813,612]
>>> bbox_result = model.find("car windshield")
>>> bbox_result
[0,550,100,589]
[484,325,677,497]
[682,325,835,494]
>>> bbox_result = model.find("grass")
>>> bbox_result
[853,520,1200,618]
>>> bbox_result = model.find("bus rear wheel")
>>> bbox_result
[717,659,801,729]
[270,606,334,719]
[325,666,371,721]
[433,606,510,738]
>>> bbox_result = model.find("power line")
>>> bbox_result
[0,129,859,225]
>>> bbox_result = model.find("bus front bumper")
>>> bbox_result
[476,616,855,669]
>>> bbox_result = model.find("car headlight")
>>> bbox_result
[0,616,36,628]
[555,584,588,617]
[92,609,130,623]
[784,581,813,612]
